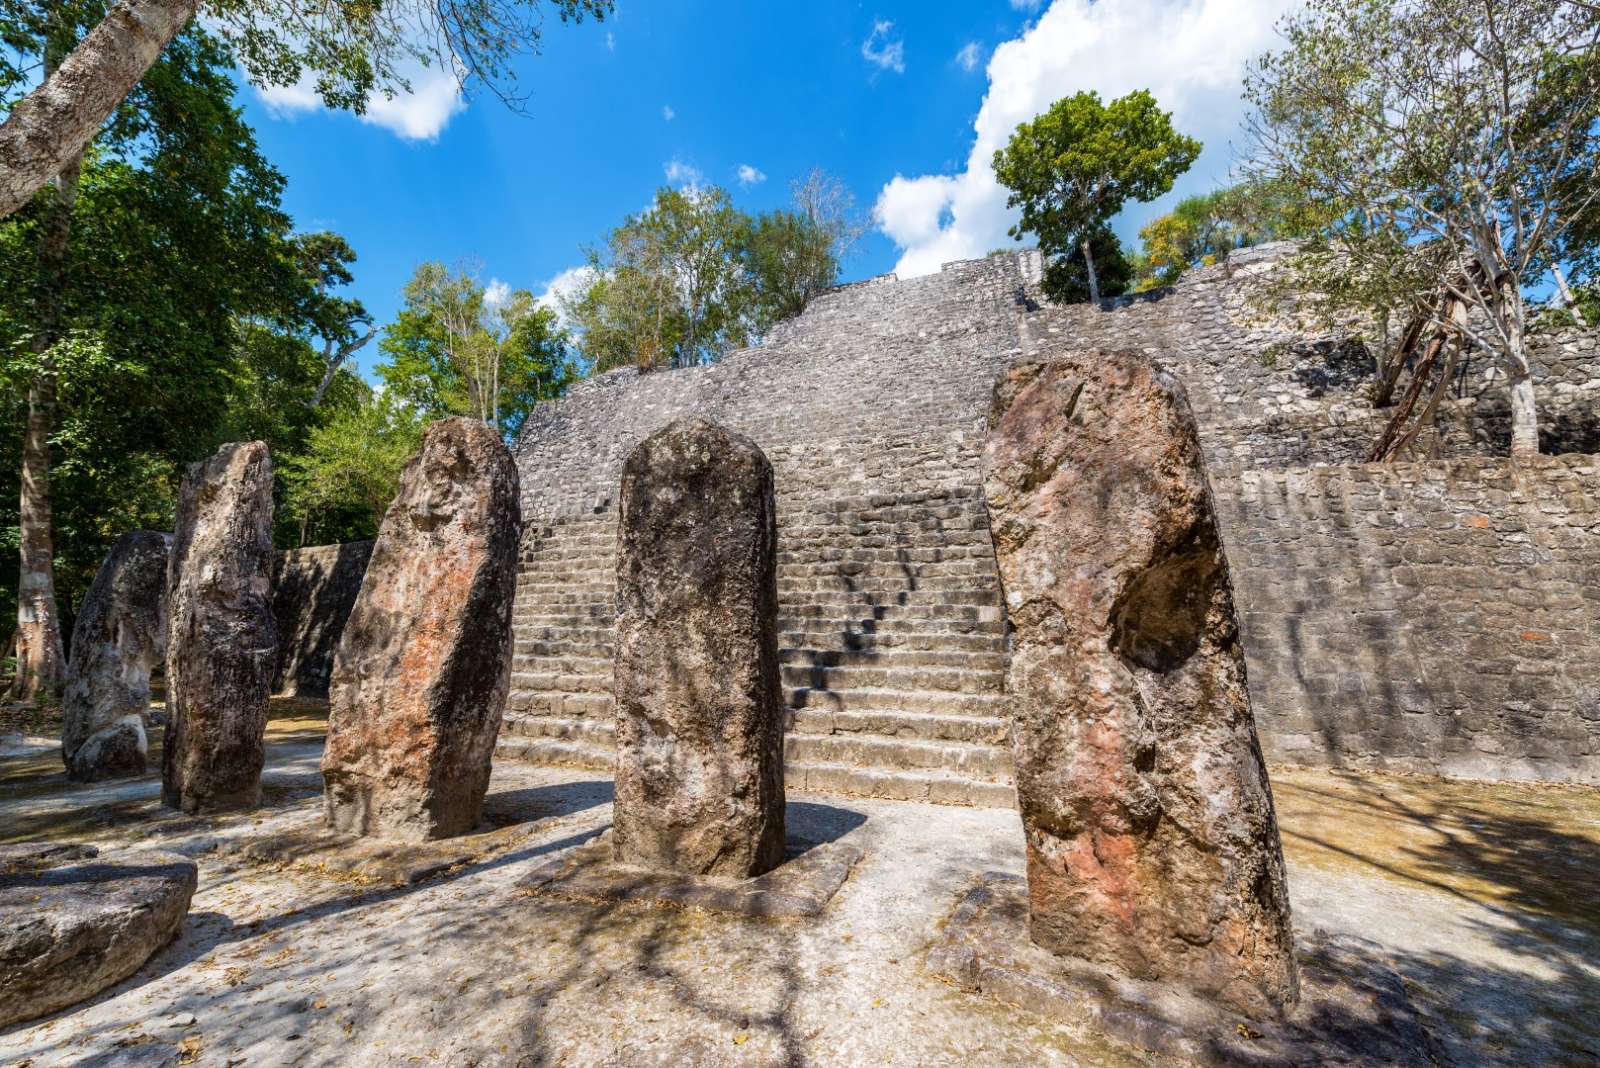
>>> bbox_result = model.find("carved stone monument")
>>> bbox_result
[321,417,521,841]
[612,417,786,878]
[61,531,169,781]
[983,352,1298,1017]
[162,441,277,814]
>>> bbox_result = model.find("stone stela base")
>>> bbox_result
[518,832,862,919]
[231,823,533,887]
[925,875,1440,1068]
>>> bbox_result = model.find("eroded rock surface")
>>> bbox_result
[61,531,170,782]
[321,417,521,841]
[613,417,785,878]
[0,844,196,1027]
[163,441,278,814]
[983,352,1298,1017]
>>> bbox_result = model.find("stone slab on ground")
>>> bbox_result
[926,874,1440,1067]
[521,831,862,918]
[0,844,196,1027]
[228,821,536,887]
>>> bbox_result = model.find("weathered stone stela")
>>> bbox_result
[321,417,521,841]
[162,441,278,814]
[613,417,786,878]
[61,531,169,782]
[983,351,1299,1017]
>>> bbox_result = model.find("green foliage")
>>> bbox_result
[379,261,576,438]
[1132,181,1316,290]
[993,89,1201,303]
[568,177,855,373]
[279,386,424,543]
[1043,226,1133,303]
[0,26,365,626]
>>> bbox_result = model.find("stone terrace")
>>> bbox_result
[499,248,1600,797]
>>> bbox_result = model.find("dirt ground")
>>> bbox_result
[2,703,1598,1067]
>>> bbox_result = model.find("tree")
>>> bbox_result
[379,262,575,437]
[1244,0,1600,457]
[743,169,866,323]
[993,89,1201,304]
[568,186,759,371]
[279,387,424,543]
[1,26,353,694]
[1133,182,1313,290]
[0,0,612,219]
[291,232,375,408]
[1044,225,1134,302]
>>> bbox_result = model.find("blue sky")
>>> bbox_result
[240,0,1295,377]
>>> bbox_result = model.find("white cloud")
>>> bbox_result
[484,278,512,311]
[536,265,598,328]
[861,20,906,74]
[256,57,465,142]
[873,0,1294,278]
[662,104,676,121]
[1010,0,1045,10]
[955,42,983,73]
[605,31,616,52]
[664,159,703,187]
[736,164,767,186]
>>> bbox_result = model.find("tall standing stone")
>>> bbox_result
[613,417,785,878]
[162,442,278,814]
[61,532,170,781]
[321,418,521,841]
[983,352,1298,1018]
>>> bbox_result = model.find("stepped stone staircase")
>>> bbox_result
[497,483,1017,807]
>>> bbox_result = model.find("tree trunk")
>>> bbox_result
[1081,237,1101,306]
[1500,280,1540,457]
[0,0,198,219]
[1553,264,1588,328]
[8,28,86,702]
[310,328,374,409]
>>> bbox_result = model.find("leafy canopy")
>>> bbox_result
[994,89,1201,300]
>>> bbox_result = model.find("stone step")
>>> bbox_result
[495,735,612,772]
[514,610,616,627]
[519,639,613,659]
[779,647,1007,671]
[785,762,1016,808]
[785,733,1009,779]
[779,616,1007,638]
[776,628,1007,654]
[780,663,1002,695]
[788,686,1007,717]
[492,735,1015,808]
[512,654,611,676]
[776,586,1000,606]
[779,603,1003,624]
[510,671,610,695]
[503,715,615,744]
[505,691,612,717]
[789,706,1007,746]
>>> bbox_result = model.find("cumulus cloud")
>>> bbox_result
[484,278,512,311]
[662,104,675,121]
[955,42,983,73]
[256,57,465,142]
[536,265,598,327]
[861,20,906,74]
[737,164,767,186]
[873,0,1294,278]
[1010,0,1046,10]
[664,159,703,187]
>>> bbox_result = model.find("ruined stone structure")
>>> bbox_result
[491,247,1600,798]
[61,531,169,782]
[985,354,1297,1017]
[163,441,278,814]
[272,540,373,698]
[322,418,520,841]
[612,418,786,878]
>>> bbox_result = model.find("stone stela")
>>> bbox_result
[611,416,787,878]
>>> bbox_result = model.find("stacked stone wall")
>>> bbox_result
[1224,455,1600,782]
[271,541,373,698]
[507,247,1600,790]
